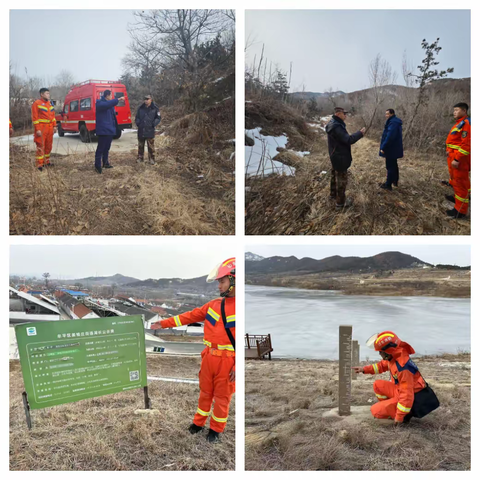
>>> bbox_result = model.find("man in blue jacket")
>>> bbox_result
[94,90,124,174]
[379,109,403,190]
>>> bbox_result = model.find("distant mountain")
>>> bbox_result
[245,252,265,262]
[289,90,346,100]
[73,273,140,286]
[246,252,431,275]
[125,275,210,289]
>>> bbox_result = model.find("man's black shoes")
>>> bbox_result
[206,429,220,443]
[445,194,455,203]
[95,167,102,174]
[188,423,203,434]
[380,183,393,191]
[103,164,113,169]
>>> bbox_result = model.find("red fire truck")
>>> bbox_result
[55,80,132,143]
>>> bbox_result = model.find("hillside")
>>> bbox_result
[125,275,208,289]
[10,100,235,236]
[74,273,140,286]
[246,252,429,275]
[245,95,470,235]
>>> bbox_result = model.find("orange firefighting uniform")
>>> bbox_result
[363,345,425,422]
[157,296,235,433]
[446,116,471,215]
[31,99,56,167]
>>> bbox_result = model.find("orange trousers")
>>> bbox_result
[371,380,399,419]
[193,348,235,433]
[448,153,471,215]
[34,124,54,167]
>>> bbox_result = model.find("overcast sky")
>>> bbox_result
[246,9,471,93]
[246,245,471,267]
[10,245,234,280]
[10,10,135,82]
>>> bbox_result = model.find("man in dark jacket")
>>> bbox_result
[94,89,124,174]
[325,107,365,208]
[135,95,161,165]
[379,109,403,190]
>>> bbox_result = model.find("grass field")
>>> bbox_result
[245,99,470,236]
[10,355,235,471]
[245,353,470,471]
[10,102,235,236]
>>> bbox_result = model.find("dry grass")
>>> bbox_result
[10,102,235,236]
[248,267,471,298]
[245,353,470,471]
[245,100,470,236]
[10,355,235,471]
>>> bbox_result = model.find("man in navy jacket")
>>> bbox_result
[94,90,124,174]
[379,109,403,190]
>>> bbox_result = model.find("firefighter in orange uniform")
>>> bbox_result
[151,258,235,443]
[352,331,426,425]
[31,88,57,171]
[9,119,13,137]
[444,102,471,219]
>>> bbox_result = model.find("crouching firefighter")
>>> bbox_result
[352,331,439,425]
[151,258,235,443]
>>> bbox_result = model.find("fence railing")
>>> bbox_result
[245,333,273,360]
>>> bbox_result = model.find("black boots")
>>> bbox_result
[445,194,455,203]
[446,208,466,219]
[206,429,220,443]
[95,167,102,174]
[188,423,203,434]
[380,182,392,191]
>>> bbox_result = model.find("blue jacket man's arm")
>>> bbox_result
[96,98,119,112]
[135,106,141,127]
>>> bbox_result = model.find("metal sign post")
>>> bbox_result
[22,391,32,430]
[339,325,352,416]
[352,340,360,381]
[144,386,152,410]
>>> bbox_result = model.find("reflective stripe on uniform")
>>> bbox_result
[36,156,44,160]
[212,414,227,423]
[37,105,48,111]
[397,403,411,413]
[35,119,55,124]
[376,394,388,399]
[173,315,182,327]
[373,363,379,374]
[455,194,469,203]
[217,344,234,351]
[447,144,470,155]
[196,407,210,417]
[207,308,220,321]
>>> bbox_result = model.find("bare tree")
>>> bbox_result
[362,54,397,133]
[42,272,51,289]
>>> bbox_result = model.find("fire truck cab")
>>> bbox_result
[55,80,132,143]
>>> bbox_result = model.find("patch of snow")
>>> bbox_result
[214,77,224,83]
[287,149,310,158]
[245,127,295,177]
[245,100,252,103]
[229,152,235,160]
[227,139,235,143]
[222,96,232,101]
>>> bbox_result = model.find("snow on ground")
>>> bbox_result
[245,127,302,176]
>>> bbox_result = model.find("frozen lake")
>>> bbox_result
[245,285,470,360]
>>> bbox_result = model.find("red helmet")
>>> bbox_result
[207,258,235,297]
[367,331,401,354]
[207,258,235,283]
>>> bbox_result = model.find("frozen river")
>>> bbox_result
[245,285,470,360]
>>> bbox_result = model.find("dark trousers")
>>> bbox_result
[95,135,113,169]
[330,169,348,205]
[385,158,399,186]
[138,137,155,161]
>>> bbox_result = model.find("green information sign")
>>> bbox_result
[15,315,148,410]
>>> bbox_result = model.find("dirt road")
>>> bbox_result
[10,129,139,156]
